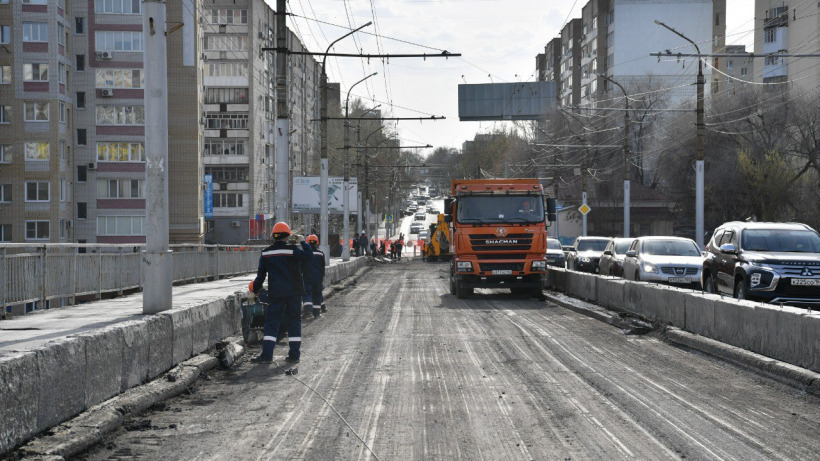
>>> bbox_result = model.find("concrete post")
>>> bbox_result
[274,0,290,225]
[142,0,172,314]
[342,118,350,261]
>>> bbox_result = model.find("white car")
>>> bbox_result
[414,211,426,221]
[410,221,424,234]
[623,236,703,288]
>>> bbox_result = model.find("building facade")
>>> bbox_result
[754,0,819,91]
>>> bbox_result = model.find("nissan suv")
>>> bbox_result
[702,222,820,306]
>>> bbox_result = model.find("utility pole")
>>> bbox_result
[655,20,704,247]
[142,0,171,314]
[274,0,289,226]
[599,74,631,238]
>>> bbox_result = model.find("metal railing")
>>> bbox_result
[0,243,264,318]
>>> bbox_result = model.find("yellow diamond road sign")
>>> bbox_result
[578,204,591,215]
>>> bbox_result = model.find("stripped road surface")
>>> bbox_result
[80,260,820,460]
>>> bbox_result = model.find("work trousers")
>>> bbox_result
[261,295,302,360]
[303,282,324,313]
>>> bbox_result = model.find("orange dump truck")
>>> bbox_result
[445,178,548,298]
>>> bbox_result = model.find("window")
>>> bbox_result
[727,60,733,70]
[204,35,248,51]
[0,224,9,242]
[77,164,87,182]
[76,54,85,71]
[0,184,11,202]
[77,202,87,219]
[97,142,145,162]
[0,65,10,84]
[24,63,48,81]
[95,0,141,14]
[58,62,66,84]
[25,142,49,160]
[0,145,11,163]
[204,166,249,182]
[23,0,48,4]
[60,179,66,202]
[23,22,48,42]
[715,13,720,26]
[97,179,144,198]
[0,105,9,123]
[26,221,50,240]
[59,140,65,159]
[95,31,143,52]
[96,106,145,125]
[57,23,64,45]
[77,128,87,145]
[96,216,145,236]
[75,17,85,34]
[206,61,248,77]
[203,138,247,156]
[25,181,49,201]
[207,9,248,25]
[24,102,49,121]
[205,88,249,104]
[591,14,597,29]
[76,92,86,109]
[764,29,776,43]
[204,112,248,129]
[214,192,244,208]
[0,25,9,44]
[741,68,748,76]
[95,69,143,88]
[605,10,614,26]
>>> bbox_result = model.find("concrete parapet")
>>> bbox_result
[596,277,625,311]
[36,337,86,433]
[565,271,597,302]
[119,320,149,391]
[162,308,194,364]
[0,352,39,454]
[683,292,721,338]
[146,314,173,380]
[79,328,123,409]
[546,268,567,292]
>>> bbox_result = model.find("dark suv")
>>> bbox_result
[702,222,820,306]
[566,237,611,273]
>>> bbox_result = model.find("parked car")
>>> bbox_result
[546,238,566,268]
[599,238,635,277]
[414,211,426,221]
[426,205,437,214]
[623,236,703,288]
[566,237,611,273]
[410,221,424,234]
[701,221,820,306]
[418,230,429,241]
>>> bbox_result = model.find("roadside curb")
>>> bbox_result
[544,290,820,395]
[322,264,371,302]
[15,353,223,460]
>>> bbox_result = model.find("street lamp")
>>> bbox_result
[598,73,631,238]
[342,72,378,261]
[319,22,371,265]
[355,105,381,238]
[655,20,705,248]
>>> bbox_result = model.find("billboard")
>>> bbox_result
[292,176,358,214]
[203,174,213,218]
[458,81,556,121]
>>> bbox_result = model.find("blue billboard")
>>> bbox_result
[203,174,213,218]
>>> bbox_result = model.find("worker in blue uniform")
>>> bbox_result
[302,234,327,318]
[249,222,312,363]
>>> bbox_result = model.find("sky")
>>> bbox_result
[276,0,755,157]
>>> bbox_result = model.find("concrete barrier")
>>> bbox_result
[565,271,597,302]
[596,277,626,311]
[0,257,367,455]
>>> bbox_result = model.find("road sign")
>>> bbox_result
[578,204,591,215]
[386,214,394,223]
[555,204,564,210]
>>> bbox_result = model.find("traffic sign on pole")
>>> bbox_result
[579,204,591,215]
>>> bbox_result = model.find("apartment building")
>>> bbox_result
[0,0,74,244]
[754,0,819,91]
[721,44,752,91]
[558,18,582,109]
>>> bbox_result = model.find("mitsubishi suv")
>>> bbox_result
[701,222,820,306]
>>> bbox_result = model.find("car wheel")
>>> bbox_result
[734,279,747,300]
[703,274,717,294]
[634,270,641,282]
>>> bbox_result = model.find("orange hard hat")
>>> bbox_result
[248,281,255,292]
[306,234,319,244]
[271,222,291,237]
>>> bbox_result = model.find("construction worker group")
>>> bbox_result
[248,222,327,364]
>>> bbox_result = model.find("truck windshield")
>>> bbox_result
[741,229,820,253]
[457,195,544,224]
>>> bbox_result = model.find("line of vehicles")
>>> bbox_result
[556,221,820,307]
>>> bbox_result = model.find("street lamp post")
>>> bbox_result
[343,72,377,261]
[319,22,371,265]
[355,106,381,243]
[599,74,631,238]
[655,20,705,248]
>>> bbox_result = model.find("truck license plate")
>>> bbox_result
[668,277,691,284]
[791,279,819,286]
[492,270,513,275]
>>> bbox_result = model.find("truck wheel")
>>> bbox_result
[511,288,527,296]
[456,281,472,299]
[449,270,457,295]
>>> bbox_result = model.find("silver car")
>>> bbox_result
[623,237,703,288]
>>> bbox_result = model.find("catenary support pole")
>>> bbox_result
[142,0,172,314]
[274,0,290,225]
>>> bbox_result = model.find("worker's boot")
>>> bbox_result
[313,307,322,318]
[320,303,327,313]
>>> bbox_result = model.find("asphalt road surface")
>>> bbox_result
[80,260,820,460]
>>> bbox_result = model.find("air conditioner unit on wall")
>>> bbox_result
[88,162,97,170]
[97,51,113,60]
[230,221,240,228]
[101,88,114,97]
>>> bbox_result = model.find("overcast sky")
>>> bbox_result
[277,0,755,156]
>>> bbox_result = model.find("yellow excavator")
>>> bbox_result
[424,214,452,262]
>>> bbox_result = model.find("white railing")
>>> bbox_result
[0,243,264,318]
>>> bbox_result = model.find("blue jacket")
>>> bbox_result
[252,240,312,298]
[303,245,326,285]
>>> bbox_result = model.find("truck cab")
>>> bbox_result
[446,179,548,299]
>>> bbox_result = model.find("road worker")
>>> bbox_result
[302,234,327,318]
[249,222,312,364]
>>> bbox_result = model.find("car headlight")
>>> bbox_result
[456,261,473,272]
[532,260,546,270]
[580,257,591,263]
[643,263,658,273]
